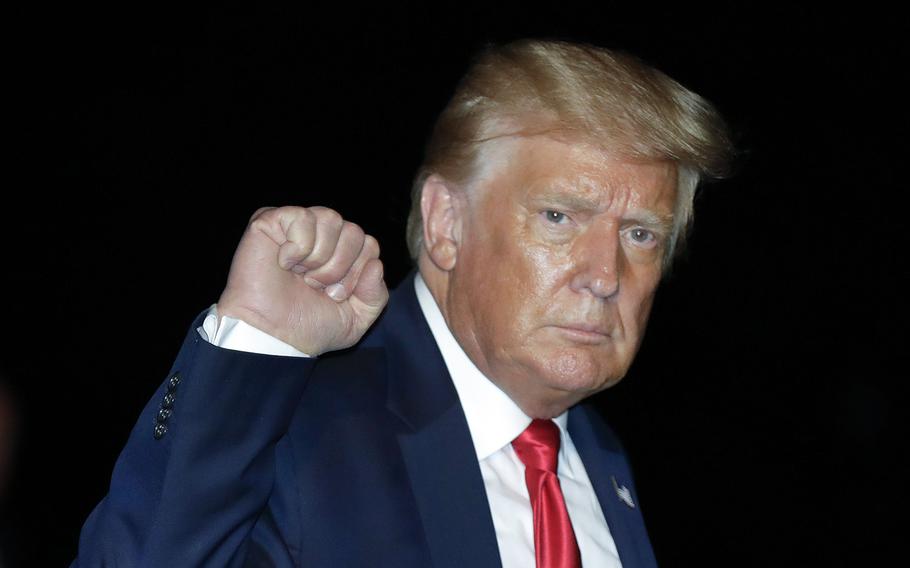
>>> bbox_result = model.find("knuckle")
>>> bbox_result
[342,222,366,247]
[296,206,316,220]
[363,235,380,256]
[249,217,271,233]
[282,206,315,224]
[249,206,276,223]
[316,207,343,226]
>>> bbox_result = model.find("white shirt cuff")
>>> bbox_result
[196,304,312,358]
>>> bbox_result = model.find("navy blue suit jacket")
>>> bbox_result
[75,274,658,567]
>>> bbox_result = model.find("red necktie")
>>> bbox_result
[512,419,582,568]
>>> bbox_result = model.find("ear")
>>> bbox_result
[420,174,462,272]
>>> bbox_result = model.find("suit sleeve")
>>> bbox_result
[73,311,315,567]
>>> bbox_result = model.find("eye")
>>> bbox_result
[626,227,658,246]
[542,210,569,224]
[630,228,652,242]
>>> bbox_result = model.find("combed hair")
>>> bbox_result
[406,39,734,265]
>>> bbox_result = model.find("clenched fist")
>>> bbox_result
[216,206,388,355]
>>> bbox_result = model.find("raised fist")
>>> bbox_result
[216,206,388,355]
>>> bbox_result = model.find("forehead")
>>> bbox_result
[473,135,678,213]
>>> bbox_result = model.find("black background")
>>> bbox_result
[4,4,906,567]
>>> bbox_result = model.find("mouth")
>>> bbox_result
[549,324,613,344]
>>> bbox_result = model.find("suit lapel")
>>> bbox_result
[369,275,657,567]
[569,403,658,568]
[373,275,502,568]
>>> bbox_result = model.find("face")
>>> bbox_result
[441,135,678,418]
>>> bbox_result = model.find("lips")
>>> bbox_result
[550,323,613,344]
[559,322,611,334]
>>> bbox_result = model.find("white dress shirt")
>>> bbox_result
[199,275,622,567]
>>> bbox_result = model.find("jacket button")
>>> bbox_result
[153,422,168,440]
[167,373,181,391]
[162,392,176,409]
[157,408,172,422]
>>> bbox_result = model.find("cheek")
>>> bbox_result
[466,213,575,337]
[483,221,551,294]
[619,273,661,340]
[507,246,573,333]
[522,241,575,291]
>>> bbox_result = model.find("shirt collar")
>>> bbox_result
[414,274,568,460]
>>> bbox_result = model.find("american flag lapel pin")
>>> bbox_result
[611,475,635,509]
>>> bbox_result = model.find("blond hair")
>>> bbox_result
[406,39,734,264]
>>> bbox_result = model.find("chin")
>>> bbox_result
[533,350,623,402]
[508,366,620,419]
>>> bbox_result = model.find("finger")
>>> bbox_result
[249,206,277,223]
[323,234,379,302]
[248,206,317,257]
[274,208,319,270]
[350,257,388,311]
[304,222,366,289]
[248,207,292,248]
[294,207,343,273]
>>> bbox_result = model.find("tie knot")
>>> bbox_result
[512,419,561,473]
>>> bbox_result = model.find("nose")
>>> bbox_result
[568,223,621,299]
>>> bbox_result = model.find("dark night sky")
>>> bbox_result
[4,5,906,566]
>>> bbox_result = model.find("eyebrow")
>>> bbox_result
[532,191,602,211]
[623,210,675,234]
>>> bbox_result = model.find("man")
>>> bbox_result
[75,39,731,567]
